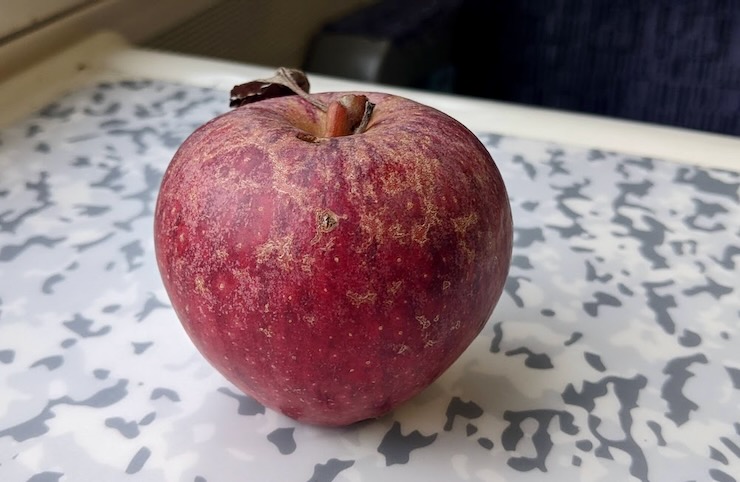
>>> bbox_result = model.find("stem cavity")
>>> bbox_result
[230,68,375,138]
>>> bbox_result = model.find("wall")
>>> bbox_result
[0,0,220,78]
[0,0,94,41]
[145,0,378,69]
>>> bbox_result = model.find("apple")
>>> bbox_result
[154,69,513,426]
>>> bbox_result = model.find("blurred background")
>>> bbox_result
[2,0,739,136]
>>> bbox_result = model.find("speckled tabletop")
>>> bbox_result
[1,80,738,482]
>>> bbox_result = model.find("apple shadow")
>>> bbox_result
[333,307,584,472]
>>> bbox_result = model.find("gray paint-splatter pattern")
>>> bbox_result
[0,80,738,482]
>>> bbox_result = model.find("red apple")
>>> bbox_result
[154,71,513,426]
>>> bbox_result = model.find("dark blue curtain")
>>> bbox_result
[452,0,740,136]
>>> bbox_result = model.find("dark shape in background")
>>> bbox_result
[305,0,740,136]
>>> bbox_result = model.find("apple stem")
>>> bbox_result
[324,94,375,137]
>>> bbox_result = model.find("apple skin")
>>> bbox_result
[154,91,513,426]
